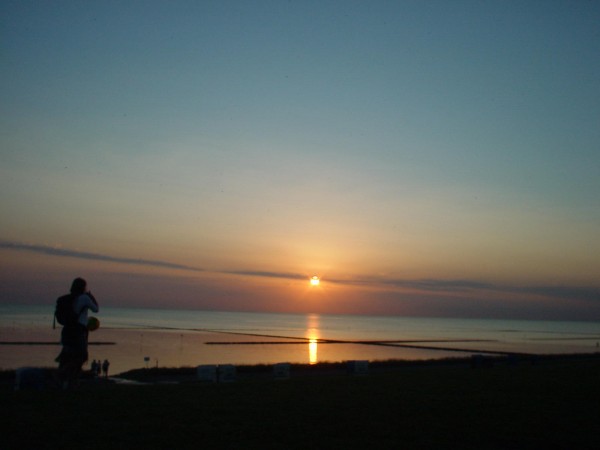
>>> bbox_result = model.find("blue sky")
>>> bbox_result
[1,1,599,319]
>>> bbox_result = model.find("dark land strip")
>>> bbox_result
[3,354,600,449]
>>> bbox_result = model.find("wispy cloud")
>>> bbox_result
[0,240,205,272]
[324,275,599,303]
[514,285,600,303]
[223,270,308,281]
[343,277,496,291]
[3,240,598,303]
[226,270,599,302]
[383,277,598,303]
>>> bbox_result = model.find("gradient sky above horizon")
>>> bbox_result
[1,1,599,320]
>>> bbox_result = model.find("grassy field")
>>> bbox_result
[2,356,600,449]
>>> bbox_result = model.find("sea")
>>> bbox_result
[1,305,599,376]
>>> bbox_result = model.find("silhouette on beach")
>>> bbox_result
[102,359,110,378]
[55,277,99,389]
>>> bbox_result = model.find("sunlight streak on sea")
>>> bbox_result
[1,305,599,375]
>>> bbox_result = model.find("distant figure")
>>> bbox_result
[55,277,99,389]
[102,359,110,378]
[90,359,99,377]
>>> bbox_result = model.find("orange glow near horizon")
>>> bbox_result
[310,276,320,286]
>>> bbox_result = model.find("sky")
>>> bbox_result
[1,1,599,320]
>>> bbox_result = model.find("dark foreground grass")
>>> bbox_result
[2,357,600,449]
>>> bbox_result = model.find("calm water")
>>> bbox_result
[1,305,599,375]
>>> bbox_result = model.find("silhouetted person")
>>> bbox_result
[102,359,110,378]
[90,359,99,377]
[56,277,99,389]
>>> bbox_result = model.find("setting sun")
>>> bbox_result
[310,276,320,286]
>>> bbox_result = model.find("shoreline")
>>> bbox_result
[4,351,599,386]
[114,351,600,382]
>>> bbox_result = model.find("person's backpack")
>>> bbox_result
[53,294,80,328]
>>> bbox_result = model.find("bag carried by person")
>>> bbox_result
[53,294,80,328]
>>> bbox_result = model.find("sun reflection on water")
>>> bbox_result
[307,313,320,365]
[309,338,318,365]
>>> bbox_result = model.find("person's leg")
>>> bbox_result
[57,359,79,389]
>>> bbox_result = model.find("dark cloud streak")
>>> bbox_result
[224,270,308,281]
[0,240,204,273]
[3,240,598,304]
[326,276,599,303]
